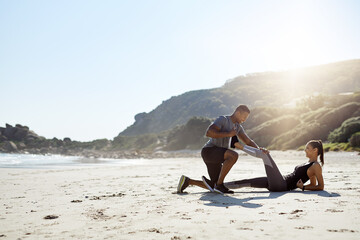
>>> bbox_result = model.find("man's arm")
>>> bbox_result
[206,124,236,139]
[237,131,259,148]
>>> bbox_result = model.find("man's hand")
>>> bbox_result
[228,128,237,137]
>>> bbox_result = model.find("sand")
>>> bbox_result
[0,151,359,239]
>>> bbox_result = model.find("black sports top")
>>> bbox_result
[284,162,316,190]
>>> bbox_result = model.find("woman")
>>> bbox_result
[177,140,324,193]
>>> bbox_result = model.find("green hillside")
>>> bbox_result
[111,93,360,152]
[120,59,360,136]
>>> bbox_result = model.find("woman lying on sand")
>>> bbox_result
[177,140,324,193]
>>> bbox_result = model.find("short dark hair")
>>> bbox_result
[235,105,250,114]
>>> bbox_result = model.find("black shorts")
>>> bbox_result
[201,147,228,185]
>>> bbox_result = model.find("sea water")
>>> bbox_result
[0,153,146,169]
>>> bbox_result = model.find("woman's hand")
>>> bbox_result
[260,147,269,154]
[296,179,304,189]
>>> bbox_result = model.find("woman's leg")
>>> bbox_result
[241,146,288,192]
[225,177,268,189]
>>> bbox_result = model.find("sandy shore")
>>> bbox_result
[0,151,359,239]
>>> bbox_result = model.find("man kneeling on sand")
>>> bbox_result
[177,105,266,194]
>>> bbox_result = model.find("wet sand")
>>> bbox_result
[0,151,359,239]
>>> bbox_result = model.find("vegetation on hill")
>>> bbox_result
[120,59,360,136]
[112,93,360,152]
[1,95,360,155]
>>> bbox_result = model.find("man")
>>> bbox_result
[177,105,265,194]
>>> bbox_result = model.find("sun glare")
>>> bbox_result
[268,27,319,71]
[263,2,328,71]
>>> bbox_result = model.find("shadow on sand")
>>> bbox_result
[191,190,340,208]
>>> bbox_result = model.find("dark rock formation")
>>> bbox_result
[3,141,18,152]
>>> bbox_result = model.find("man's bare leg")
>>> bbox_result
[189,179,208,190]
[216,149,238,185]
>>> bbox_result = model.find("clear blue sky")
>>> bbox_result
[1,0,360,141]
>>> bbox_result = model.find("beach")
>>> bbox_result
[0,151,359,239]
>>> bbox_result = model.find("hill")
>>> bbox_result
[120,59,360,136]
[1,94,360,156]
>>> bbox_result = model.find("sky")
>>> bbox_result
[1,0,360,141]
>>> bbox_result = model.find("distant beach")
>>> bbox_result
[0,151,359,239]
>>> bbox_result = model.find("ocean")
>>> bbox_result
[0,153,146,169]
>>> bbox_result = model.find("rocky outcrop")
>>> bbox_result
[2,141,18,152]
[0,124,40,143]
[0,123,42,152]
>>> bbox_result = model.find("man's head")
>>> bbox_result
[234,105,250,123]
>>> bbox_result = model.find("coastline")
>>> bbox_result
[1,148,202,160]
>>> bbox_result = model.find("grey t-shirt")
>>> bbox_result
[203,115,245,149]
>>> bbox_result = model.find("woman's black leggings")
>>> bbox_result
[225,146,288,192]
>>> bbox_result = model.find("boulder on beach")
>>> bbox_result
[0,124,40,143]
[17,142,26,150]
[13,128,29,141]
[3,141,18,152]
[4,124,17,139]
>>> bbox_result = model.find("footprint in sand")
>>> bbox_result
[325,209,343,213]
[43,215,58,220]
[327,229,358,233]
[295,226,313,230]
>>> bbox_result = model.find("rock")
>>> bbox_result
[63,137,71,143]
[135,112,147,122]
[3,141,18,152]
[0,135,7,142]
[17,142,26,150]
[13,128,29,141]
[0,127,5,134]
[28,131,40,138]
[4,126,17,140]
[16,124,30,131]
[40,148,48,154]
[24,136,36,144]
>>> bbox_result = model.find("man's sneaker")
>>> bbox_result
[177,175,190,193]
[202,176,214,192]
[214,183,234,194]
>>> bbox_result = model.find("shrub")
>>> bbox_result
[350,132,360,147]
[328,117,360,142]
[164,116,211,151]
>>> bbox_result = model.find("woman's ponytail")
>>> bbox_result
[308,140,324,166]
